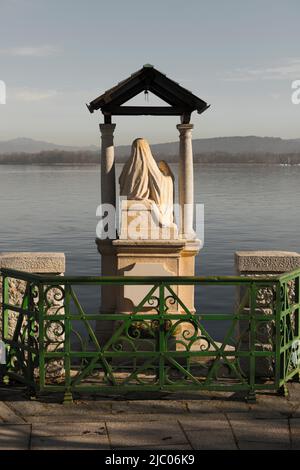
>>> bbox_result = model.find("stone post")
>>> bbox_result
[0,252,65,379]
[177,123,195,239]
[99,122,116,207]
[235,251,300,377]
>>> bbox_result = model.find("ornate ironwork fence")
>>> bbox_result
[1,267,300,403]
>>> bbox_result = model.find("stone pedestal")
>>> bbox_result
[235,251,300,378]
[96,240,118,344]
[96,239,200,344]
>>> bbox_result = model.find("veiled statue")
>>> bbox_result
[119,138,176,228]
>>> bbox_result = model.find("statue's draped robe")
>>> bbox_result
[119,138,175,227]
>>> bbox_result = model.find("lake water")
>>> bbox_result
[1,164,299,340]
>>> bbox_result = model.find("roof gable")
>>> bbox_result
[87,65,209,120]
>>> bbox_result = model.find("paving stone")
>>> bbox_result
[31,434,110,450]
[187,401,249,415]
[179,412,226,428]
[249,403,293,419]
[208,400,251,414]
[289,418,300,449]
[1,384,300,450]
[228,415,290,449]
[32,422,106,437]
[28,413,184,424]
[8,399,111,416]
[0,424,31,450]
[179,414,237,450]
[106,421,188,449]
[111,402,130,414]
[5,400,64,417]
[290,406,300,418]
[238,441,290,450]
[0,402,25,424]
[249,396,294,418]
[185,400,219,413]
[285,382,300,404]
[125,400,188,415]
[9,399,112,422]
[114,445,193,450]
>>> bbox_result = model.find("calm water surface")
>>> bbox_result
[1,164,299,339]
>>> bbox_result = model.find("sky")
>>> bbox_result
[0,0,300,146]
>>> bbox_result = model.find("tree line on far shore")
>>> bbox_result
[0,150,300,165]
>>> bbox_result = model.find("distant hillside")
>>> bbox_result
[0,136,300,165]
[0,137,97,154]
[0,150,99,164]
[1,136,300,156]
[116,136,300,158]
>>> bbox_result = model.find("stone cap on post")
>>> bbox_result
[0,252,65,274]
[235,251,300,274]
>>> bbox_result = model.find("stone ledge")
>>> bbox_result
[235,251,300,273]
[112,239,186,247]
[0,252,65,273]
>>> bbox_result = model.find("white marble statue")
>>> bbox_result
[119,138,176,228]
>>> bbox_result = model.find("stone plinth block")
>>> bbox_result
[235,251,300,274]
[0,252,65,274]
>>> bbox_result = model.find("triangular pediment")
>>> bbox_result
[87,64,209,118]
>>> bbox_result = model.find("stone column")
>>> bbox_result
[177,123,195,239]
[99,123,116,208]
[97,124,116,342]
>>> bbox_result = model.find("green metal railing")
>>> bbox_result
[1,267,300,403]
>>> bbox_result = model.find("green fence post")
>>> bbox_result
[25,282,36,397]
[275,280,284,394]
[1,276,9,384]
[38,282,45,395]
[246,282,257,403]
[291,274,300,384]
[2,276,8,341]
[158,282,165,390]
[63,284,73,405]
[296,274,300,383]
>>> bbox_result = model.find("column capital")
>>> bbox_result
[99,123,116,135]
[176,123,194,136]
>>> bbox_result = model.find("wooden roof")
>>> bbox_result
[87,64,209,122]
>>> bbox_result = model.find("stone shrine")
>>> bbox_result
[87,64,209,342]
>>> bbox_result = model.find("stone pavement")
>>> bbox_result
[1,383,300,450]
